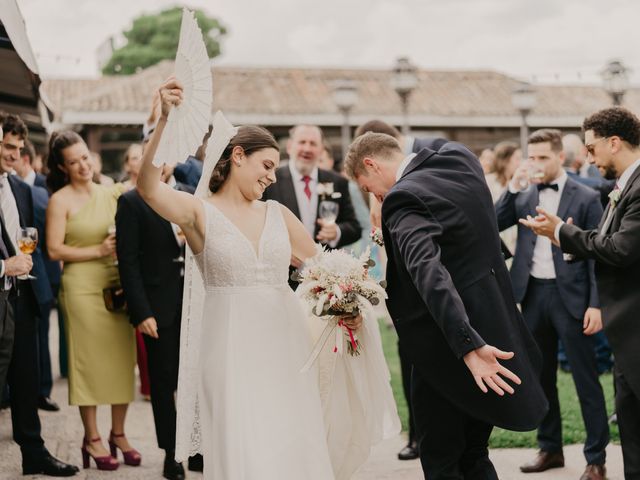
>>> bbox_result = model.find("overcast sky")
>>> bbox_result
[17,0,640,85]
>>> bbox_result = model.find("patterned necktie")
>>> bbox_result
[302,175,312,200]
[0,175,20,252]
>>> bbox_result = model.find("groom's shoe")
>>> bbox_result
[188,454,203,472]
[397,441,419,461]
[520,451,564,473]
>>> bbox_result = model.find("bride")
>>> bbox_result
[137,78,400,479]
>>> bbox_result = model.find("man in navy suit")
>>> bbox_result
[9,140,61,411]
[495,129,608,480]
[0,114,78,476]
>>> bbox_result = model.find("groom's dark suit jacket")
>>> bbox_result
[381,144,548,431]
[559,165,640,398]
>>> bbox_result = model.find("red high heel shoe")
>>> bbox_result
[81,437,119,470]
[108,431,142,466]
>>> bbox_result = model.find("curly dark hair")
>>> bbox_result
[46,130,85,192]
[0,113,28,139]
[209,125,279,193]
[582,107,640,147]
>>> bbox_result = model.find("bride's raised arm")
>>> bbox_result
[137,78,206,253]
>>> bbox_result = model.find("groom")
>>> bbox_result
[345,133,548,479]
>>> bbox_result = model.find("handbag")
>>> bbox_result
[102,286,127,312]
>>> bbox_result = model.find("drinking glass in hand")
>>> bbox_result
[107,224,118,265]
[319,201,339,225]
[17,227,37,280]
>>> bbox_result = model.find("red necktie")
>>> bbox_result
[302,175,312,200]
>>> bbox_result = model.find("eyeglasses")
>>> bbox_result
[585,137,609,156]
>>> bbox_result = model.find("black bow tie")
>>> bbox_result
[537,183,558,192]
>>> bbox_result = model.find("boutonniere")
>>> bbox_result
[370,227,384,247]
[608,188,621,208]
[317,182,341,200]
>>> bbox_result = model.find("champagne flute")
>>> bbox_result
[107,224,118,266]
[319,201,339,225]
[17,227,38,280]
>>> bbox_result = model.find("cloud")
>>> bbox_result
[15,0,640,84]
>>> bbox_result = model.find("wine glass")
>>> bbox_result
[319,201,339,225]
[107,224,118,266]
[17,227,38,280]
[517,163,545,190]
[173,225,186,263]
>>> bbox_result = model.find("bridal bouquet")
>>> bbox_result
[294,245,387,366]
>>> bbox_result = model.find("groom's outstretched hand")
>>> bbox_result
[463,345,522,396]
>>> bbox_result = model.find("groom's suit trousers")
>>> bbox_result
[412,368,498,480]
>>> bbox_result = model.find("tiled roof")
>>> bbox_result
[40,61,640,127]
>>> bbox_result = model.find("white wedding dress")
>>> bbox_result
[175,198,400,479]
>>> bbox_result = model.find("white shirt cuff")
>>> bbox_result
[0,260,4,278]
[328,225,342,248]
[508,181,521,194]
[554,221,565,244]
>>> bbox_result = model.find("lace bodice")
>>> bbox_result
[194,199,291,288]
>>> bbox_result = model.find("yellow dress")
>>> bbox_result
[59,184,135,406]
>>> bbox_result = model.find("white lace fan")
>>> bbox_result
[153,8,213,167]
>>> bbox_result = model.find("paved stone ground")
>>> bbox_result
[0,315,625,479]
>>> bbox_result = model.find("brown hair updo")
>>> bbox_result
[209,125,279,193]
[46,130,85,192]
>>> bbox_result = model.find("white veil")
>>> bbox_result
[175,111,238,461]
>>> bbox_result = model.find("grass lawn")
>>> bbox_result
[378,319,619,448]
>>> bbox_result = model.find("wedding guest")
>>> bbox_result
[90,152,115,186]
[46,131,138,472]
[13,140,61,411]
[495,129,608,479]
[15,140,47,188]
[485,141,521,202]
[318,141,336,172]
[0,114,78,476]
[262,124,361,278]
[561,134,613,375]
[121,144,143,190]
[117,163,199,480]
[521,108,640,479]
[478,147,496,174]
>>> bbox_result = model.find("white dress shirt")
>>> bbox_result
[23,169,36,187]
[289,161,319,237]
[288,162,342,247]
[396,153,418,181]
[530,172,568,279]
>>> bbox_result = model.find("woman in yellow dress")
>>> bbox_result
[46,131,138,471]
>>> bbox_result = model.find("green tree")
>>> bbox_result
[102,7,226,75]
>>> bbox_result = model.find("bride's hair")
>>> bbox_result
[209,125,279,193]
